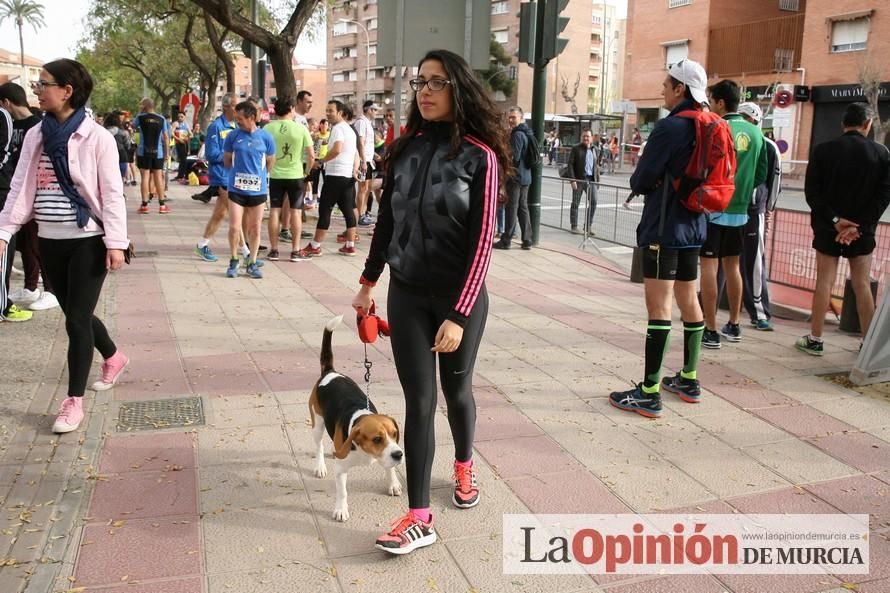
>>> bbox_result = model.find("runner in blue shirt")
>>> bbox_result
[222,101,275,279]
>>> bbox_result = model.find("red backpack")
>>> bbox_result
[672,110,737,214]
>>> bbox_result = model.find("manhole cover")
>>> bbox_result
[117,397,205,431]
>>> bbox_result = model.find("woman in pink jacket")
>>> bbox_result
[0,59,130,434]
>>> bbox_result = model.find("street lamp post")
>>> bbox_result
[337,18,372,100]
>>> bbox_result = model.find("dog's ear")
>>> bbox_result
[388,417,400,444]
[334,425,361,459]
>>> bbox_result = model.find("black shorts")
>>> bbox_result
[701,222,743,258]
[227,191,267,208]
[269,178,305,209]
[307,167,321,187]
[136,155,164,171]
[642,246,700,281]
[813,231,876,258]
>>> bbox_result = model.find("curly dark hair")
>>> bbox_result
[387,49,514,181]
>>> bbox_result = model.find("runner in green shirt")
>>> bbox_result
[266,96,316,261]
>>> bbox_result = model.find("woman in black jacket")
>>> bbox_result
[352,49,513,555]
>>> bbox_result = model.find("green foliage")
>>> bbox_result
[76,47,143,114]
[0,0,46,30]
[479,35,516,98]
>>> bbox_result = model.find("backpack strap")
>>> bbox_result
[657,172,671,240]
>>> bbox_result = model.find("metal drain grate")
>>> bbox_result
[117,397,205,431]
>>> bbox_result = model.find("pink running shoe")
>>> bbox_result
[52,397,84,433]
[452,462,480,508]
[91,351,130,391]
[375,511,437,555]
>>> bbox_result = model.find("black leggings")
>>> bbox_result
[316,175,356,230]
[387,280,488,508]
[39,235,117,397]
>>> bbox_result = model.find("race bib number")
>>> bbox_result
[234,173,262,192]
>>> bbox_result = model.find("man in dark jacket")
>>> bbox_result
[565,130,599,234]
[797,102,890,356]
[495,106,533,250]
[609,59,709,418]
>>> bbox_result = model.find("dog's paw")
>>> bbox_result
[314,463,328,479]
[332,505,350,522]
[388,481,403,496]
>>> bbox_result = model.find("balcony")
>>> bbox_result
[708,13,804,77]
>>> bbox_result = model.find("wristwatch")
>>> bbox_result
[832,216,840,225]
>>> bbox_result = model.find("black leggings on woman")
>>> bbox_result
[387,280,488,508]
[316,175,356,230]
[39,235,117,397]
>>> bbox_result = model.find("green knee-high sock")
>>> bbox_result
[643,320,672,391]
[682,320,705,380]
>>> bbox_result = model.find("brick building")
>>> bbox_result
[623,0,889,160]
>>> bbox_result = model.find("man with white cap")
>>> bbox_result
[609,59,710,418]
[737,102,781,330]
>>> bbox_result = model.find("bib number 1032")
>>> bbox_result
[234,173,262,192]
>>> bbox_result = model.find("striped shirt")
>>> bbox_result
[35,153,103,240]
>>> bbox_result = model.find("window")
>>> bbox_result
[592,15,602,25]
[333,21,357,36]
[774,48,794,71]
[669,0,692,7]
[664,41,689,67]
[369,44,377,55]
[333,47,356,59]
[366,17,378,30]
[779,0,799,10]
[493,28,509,44]
[830,17,869,53]
[492,1,508,15]
[332,71,346,82]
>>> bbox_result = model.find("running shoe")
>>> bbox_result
[267,249,280,261]
[28,291,59,311]
[661,373,701,403]
[720,322,741,342]
[299,243,322,258]
[702,329,721,350]
[795,335,824,357]
[375,511,437,555]
[452,462,480,508]
[226,258,239,278]
[2,304,33,322]
[158,203,171,214]
[246,263,263,279]
[9,287,39,304]
[195,244,218,262]
[751,319,774,331]
[336,231,359,243]
[338,245,357,256]
[91,351,129,391]
[279,229,293,242]
[608,384,662,418]
[358,214,374,227]
[290,250,308,262]
[138,203,149,214]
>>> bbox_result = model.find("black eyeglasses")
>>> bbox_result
[408,78,452,92]
[31,80,61,92]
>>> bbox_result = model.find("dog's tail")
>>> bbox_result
[321,315,343,374]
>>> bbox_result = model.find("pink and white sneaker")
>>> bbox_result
[375,511,437,555]
[90,351,129,391]
[52,397,84,433]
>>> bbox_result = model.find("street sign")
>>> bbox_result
[771,106,792,129]
[179,92,201,129]
[377,0,491,70]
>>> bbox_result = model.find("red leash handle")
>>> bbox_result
[356,300,390,343]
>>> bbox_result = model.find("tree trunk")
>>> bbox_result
[267,41,296,99]
[17,20,26,83]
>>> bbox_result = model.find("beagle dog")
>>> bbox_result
[308,315,403,522]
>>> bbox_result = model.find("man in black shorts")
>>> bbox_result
[609,59,710,418]
[134,98,170,214]
[798,103,890,355]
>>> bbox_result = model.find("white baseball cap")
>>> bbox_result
[738,102,763,124]
[667,59,708,105]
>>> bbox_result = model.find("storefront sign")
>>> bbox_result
[810,83,890,103]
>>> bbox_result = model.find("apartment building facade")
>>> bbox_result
[623,0,889,159]
[590,3,626,114]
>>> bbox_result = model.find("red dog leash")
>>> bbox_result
[355,301,390,409]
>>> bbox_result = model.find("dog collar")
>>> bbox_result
[347,409,374,442]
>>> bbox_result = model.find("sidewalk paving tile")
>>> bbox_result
[74,515,201,587]
[197,425,294,468]
[330,544,471,593]
[595,461,716,512]
[688,409,792,447]
[806,431,890,473]
[89,468,197,520]
[475,435,581,479]
[809,395,890,430]
[78,577,204,593]
[803,475,890,531]
[507,469,630,514]
[749,404,855,439]
[99,433,197,474]
[207,564,338,593]
[741,440,858,484]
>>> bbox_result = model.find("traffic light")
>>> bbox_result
[518,2,536,66]
[541,0,570,60]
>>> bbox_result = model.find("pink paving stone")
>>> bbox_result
[75,516,201,587]
[183,352,267,396]
[73,577,203,593]
[506,469,630,514]
[726,485,839,514]
[475,435,580,479]
[804,475,890,531]
[706,383,794,410]
[474,400,543,441]
[807,432,890,473]
[717,574,841,593]
[602,574,728,592]
[833,530,890,583]
[751,405,855,438]
[113,376,193,401]
[89,469,197,521]
[100,433,197,474]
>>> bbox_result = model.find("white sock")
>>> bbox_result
[198,238,209,248]
[240,245,250,257]
[310,240,320,249]
[346,241,354,248]
[809,335,823,343]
